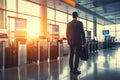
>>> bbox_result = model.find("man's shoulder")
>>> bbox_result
[68,20,73,23]
[68,20,83,25]
[77,20,82,23]
[67,21,73,25]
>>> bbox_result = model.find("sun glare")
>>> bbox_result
[27,26,40,40]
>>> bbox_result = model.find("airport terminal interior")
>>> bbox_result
[0,0,120,80]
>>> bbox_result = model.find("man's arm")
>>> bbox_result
[66,23,70,44]
[81,22,86,44]
[66,23,69,39]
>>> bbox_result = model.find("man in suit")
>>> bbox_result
[66,11,86,74]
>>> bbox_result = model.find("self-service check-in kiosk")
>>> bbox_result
[15,18,38,64]
[4,16,27,68]
[0,41,4,69]
[27,40,38,64]
[38,37,48,62]
[62,38,69,56]
[0,29,19,69]
[49,24,59,60]
[37,24,63,62]
[0,32,8,69]
[15,18,27,66]
[0,29,19,68]
[5,41,18,68]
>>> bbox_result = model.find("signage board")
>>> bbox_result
[15,18,27,40]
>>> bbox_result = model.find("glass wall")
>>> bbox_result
[6,0,16,11]
[47,9,93,39]
[56,22,66,38]
[68,14,72,22]
[56,11,67,23]
[47,8,67,39]
[104,24,120,42]
[47,8,55,21]
[18,14,41,39]
[96,24,119,42]
[0,0,98,41]
[0,0,5,29]
[2,0,41,39]
[1,0,118,42]
[87,21,94,39]
[97,24,105,41]
[56,11,67,38]
[116,24,120,41]
[47,8,55,39]
[104,25,115,37]
[80,18,86,30]
[0,10,5,29]
[18,0,41,39]
[18,0,40,17]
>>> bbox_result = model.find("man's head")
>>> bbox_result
[72,11,78,18]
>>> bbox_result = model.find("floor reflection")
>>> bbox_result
[1,46,120,80]
[70,73,78,80]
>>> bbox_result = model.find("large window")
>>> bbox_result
[18,14,40,39]
[56,11,67,23]
[3,0,119,42]
[68,14,72,22]
[18,0,40,17]
[5,0,41,40]
[6,12,16,31]
[0,10,5,29]
[56,22,66,38]
[47,8,55,20]
[87,21,93,39]
[47,9,67,39]
[0,0,5,29]
[104,25,115,36]
[6,0,16,11]
[116,24,120,41]
[80,18,86,30]
[97,24,104,41]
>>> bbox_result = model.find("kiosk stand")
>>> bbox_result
[48,24,60,60]
[0,40,8,70]
[0,30,8,69]
[5,16,27,68]
[38,38,48,62]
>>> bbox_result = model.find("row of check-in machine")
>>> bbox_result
[0,38,69,69]
[0,38,116,69]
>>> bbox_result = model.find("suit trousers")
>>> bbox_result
[69,44,82,71]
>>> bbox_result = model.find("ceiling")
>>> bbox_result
[27,0,120,25]
[74,0,120,25]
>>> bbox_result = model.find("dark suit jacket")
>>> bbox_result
[66,19,86,45]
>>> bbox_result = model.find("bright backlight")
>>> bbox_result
[27,26,40,39]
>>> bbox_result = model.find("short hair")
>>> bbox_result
[72,11,78,18]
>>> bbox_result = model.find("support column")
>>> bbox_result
[41,3,47,37]
[114,24,116,41]
[0,0,5,29]
[93,16,97,39]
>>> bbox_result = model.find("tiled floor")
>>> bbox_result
[0,45,120,80]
